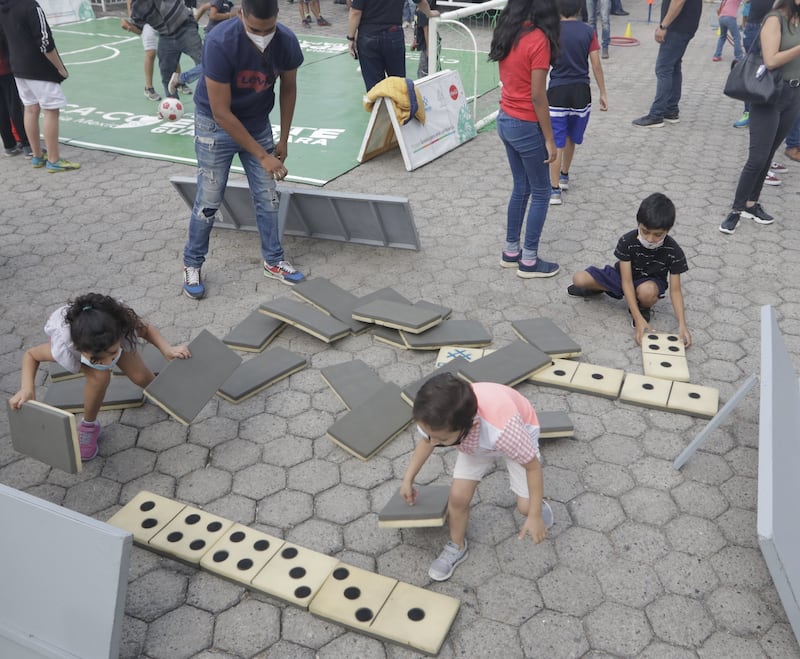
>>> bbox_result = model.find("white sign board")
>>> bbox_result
[359,69,476,171]
[39,0,95,25]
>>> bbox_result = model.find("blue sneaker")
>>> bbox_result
[517,258,560,279]
[46,158,80,173]
[549,188,563,205]
[733,111,749,128]
[500,250,520,268]
[558,172,569,190]
[264,260,305,285]
[31,154,47,168]
[182,266,205,299]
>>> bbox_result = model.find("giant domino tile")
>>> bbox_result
[108,491,460,655]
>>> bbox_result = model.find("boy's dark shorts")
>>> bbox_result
[547,83,592,149]
[585,264,668,300]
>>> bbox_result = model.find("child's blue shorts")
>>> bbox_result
[585,264,668,300]
[548,83,592,149]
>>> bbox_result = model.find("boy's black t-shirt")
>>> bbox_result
[0,0,64,83]
[614,229,688,282]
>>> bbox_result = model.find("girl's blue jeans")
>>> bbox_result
[183,113,284,268]
[714,16,743,61]
[496,110,550,258]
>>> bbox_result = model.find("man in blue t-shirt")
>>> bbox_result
[181,0,305,299]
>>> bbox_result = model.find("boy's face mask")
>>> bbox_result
[638,233,666,250]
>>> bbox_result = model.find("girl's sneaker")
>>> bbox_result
[517,258,560,279]
[78,420,101,461]
[46,158,81,173]
[549,188,563,205]
[500,250,520,268]
[31,153,47,168]
[770,161,788,173]
[558,172,569,190]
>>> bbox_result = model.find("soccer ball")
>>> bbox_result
[158,97,184,121]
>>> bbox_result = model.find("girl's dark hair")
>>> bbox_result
[64,294,143,359]
[489,0,561,66]
[412,373,477,432]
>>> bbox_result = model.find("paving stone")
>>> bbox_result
[495,534,558,580]
[285,518,343,554]
[467,502,517,545]
[760,622,800,658]
[699,631,769,659]
[120,472,176,503]
[596,559,663,608]
[720,475,758,510]
[706,586,776,636]
[610,522,670,564]
[101,447,156,483]
[214,598,282,657]
[666,515,727,559]
[317,631,387,658]
[260,436,314,467]
[591,434,644,466]
[620,486,679,526]
[519,610,590,659]
[232,462,287,500]
[63,476,121,516]
[629,455,685,489]
[126,568,189,623]
[137,420,188,451]
[538,565,604,617]
[119,614,147,659]
[239,413,290,444]
[188,416,240,449]
[584,601,652,656]
[156,442,209,479]
[655,551,720,599]
[257,488,313,528]
[315,484,370,524]
[204,493,256,524]
[541,465,584,503]
[646,594,714,648]
[451,618,525,659]
[176,466,232,505]
[0,457,51,490]
[144,605,214,659]
[281,606,343,649]
[671,480,729,519]
[637,641,698,659]
[476,573,543,625]
[567,492,626,532]
[555,526,615,572]
[581,462,635,496]
[287,458,340,495]
[710,546,772,589]
[715,506,759,549]
[186,571,245,614]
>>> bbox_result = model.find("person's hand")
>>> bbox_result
[166,345,191,360]
[121,17,132,31]
[544,139,557,164]
[599,93,608,111]
[633,318,653,345]
[260,152,287,180]
[655,26,666,44]
[348,40,358,59]
[678,326,692,348]
[9,388,34,410]
[274,141,288,163]
[400,480,418,505]
[518,513,547,544]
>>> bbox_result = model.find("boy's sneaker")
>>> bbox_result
[177,82,193,95]
[558,172,569,190]
[712,55,722,62]
[517,259,560,279]
[429,539,468,581]
[764,172,781,186]
[264,260,305,285]
[144,87,162,101]
[302,15,312,25]
[78,420,101,461]
[182,265,205,299]
[770,161,788,173]
[549,188,562,205]
[741,203,775,225]
[500,250,520,268]
[719,211,741,234]
[168,72,180,96]
[4,143,22,156]
[629,307,652,328]
[733,111,749,128]
[317,16,331,25]
[632,114,664,128]
[31,154,47,168]
[46,158,80,173]
[567,284,602,298]
[663,112,680,124]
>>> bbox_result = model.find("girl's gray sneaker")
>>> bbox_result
[429,539,468,581]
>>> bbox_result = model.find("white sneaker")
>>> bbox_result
[428,539,468,581]
[764,172,781,186]
[168,72,180,96]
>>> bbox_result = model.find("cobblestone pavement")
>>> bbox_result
[2,3,800,658]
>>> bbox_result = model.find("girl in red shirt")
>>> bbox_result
[490,0,561,278]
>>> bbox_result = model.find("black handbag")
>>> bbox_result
[723,21,782,104]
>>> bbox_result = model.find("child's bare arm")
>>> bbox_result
[10,343,54,409]
[400,439,436,504]
[668,273,692,347]
[518,456,547,544]
[588,50,608,111]
[138,323,190,360]
[619,261,651,344]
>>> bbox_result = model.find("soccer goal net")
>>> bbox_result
[427,0,506,130]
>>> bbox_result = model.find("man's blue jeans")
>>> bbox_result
[649,29,694,119]
[785,116,800,148]
[586,0,611,49]
[183,113,284,268]
[356,27,406,92]
[157,21,203,98]
[496,110,550,260]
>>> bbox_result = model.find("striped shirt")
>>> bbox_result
[458,383,541,464]
[130,0,193,37]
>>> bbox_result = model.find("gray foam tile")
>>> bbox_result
[293,278,370,334]
[217,348,307,403]
[358,287,411,306]
[7,400,81,474]
[352,300,442,334]
[401,357,470,405]
[144,329,242,425]
[538,410,575,438]
[369,581,461,655]
[309,563,397,633]
[43,376,145,413]
[372,326,408,349]
[378,484,449,528]
[320,360,386,410]
[511,318,581,358]
[400,320,491,350]
[458,340,551,387]
[222,309,286,352]
[106,491,186,545]
[326,383,413,460]
[414,299,452,320]
[259,297,351,343]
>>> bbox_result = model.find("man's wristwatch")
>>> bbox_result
[346,35,355,40]
[659,23,667,29]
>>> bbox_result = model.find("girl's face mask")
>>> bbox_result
[80,346,122,371]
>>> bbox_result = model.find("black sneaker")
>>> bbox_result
[719,211,740,234]
[632,115,664,128]
[664,113,680,124]
[741,203,775,225]
[567,284,602,298]
[629,307,652,327]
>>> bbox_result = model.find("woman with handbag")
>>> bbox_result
[720,0,800,234]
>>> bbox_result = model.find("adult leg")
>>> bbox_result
[356,33,385,91]
[144,50,157,89]
[23,103,43,158]
[383,29,407,79]
[497,112,531,254]
[183,114,237,268]
[649,31,691,118]
[157,34,181,97]
[732,101,781,210]
[240,124,285,265]
[663,31,692,118]
[41,108,61,163]
[785,115,800,160]
[177,23,204,87]
[599,0,611,51]
[0,79,16,149]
